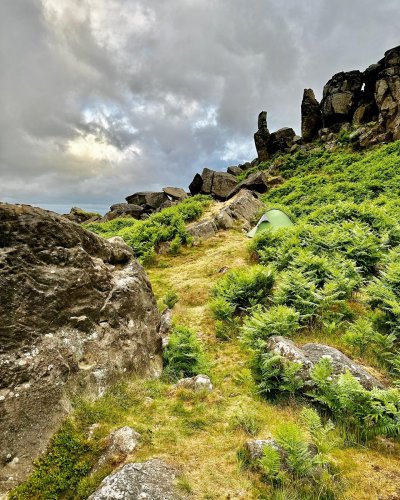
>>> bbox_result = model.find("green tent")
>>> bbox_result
[247,209,294,238]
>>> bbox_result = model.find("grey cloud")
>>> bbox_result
[1,0,399,213]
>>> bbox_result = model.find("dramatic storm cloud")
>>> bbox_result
[1,0,399,213]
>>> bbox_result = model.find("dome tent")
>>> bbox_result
[247,209,294,238]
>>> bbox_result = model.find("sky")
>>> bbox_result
[1,0,399,214]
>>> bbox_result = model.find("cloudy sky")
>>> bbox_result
[1,0,399,213]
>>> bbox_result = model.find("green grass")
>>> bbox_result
[84,194,211,263]
[12,142,400,499]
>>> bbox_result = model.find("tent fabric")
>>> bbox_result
[247,209,294,238]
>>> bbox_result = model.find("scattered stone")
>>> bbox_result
[162,187,188,201]
[95,427,141,471]
[125,192,168,210]
[159,308,173,347]
[63,207,101,224]
[245,439,282,461]
[228,171,269,198]
[227,165,244,176]
[88,459,185,500]
[175,374,213,392]
[187,219,218,241]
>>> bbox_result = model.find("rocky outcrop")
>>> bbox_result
[301,89,322,142]
[187,189,264,242]
[321,70,363,129]
[102,203,144,221]
[125,191,168,211]
[298,45,400,146]
[254,111,271,162]
[0,204,162,492]
[194,168,238,200]
[228,171,269,198]
[162,187,188,201]
[88,460,185,500]
[254,113,298,161]
[63,207,101,224]
[266,336,383,390]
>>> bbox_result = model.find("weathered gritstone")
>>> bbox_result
[0,203,162,492]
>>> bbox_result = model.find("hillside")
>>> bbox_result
[9,141,400,499]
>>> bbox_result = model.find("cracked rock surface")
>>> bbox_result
[0,203,162,492]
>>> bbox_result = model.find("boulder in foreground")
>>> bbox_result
[0,203,162,492]
[88,459,186,500]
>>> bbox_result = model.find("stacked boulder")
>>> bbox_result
[188,164,280,202]
[101,187,188,222]
[254,111,298,161]
[300,45,400,147]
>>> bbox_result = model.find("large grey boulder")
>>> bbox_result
[0,204,162,492]
[227,171,269,198]
[215,189,264,231]
[266,336,383,390]
[268,127,296,155]
[188,173,203,195]
[88,459,185,500]
[187,219,218,240]
[211,172,238,199]
[125,192,168,210]
[102,203,143,221]
[163,187,188,201]
[320,70,363,129]
[301,343,383,390]
[198,168,238,200]
[227,165,244,176]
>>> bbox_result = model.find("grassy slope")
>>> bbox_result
[11,142,400,499]
[146,232,400,499]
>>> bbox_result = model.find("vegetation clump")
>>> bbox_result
[85,195,211,263]
[163,325,208,381]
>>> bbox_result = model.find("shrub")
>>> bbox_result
[259,445,282,482]
[241,305,300,348]
[10,421,94,500]
[231,408,262,436]
[367,258,400,335]
[163,325,207,381]
[85,195,210,264]
[210,265,275,317]
[309,358,400,441]
[163,290,179,309]
[252,351,304,397]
